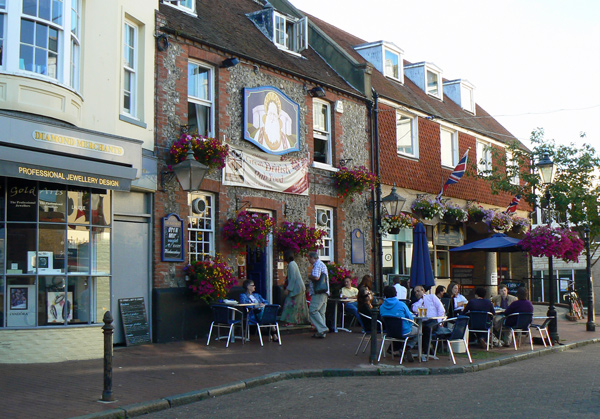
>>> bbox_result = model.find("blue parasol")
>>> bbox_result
[410,222,436,289]
[450,233,523,253]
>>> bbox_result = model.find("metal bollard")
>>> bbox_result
[101,311,114,402]
[369,301,379,365]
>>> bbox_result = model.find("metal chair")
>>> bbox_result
[466,311,494,351]
[355,312,383,355]
[529,316,553,347]
[431,315,472,364]
[206,304,244,347]
[500,312,534,350]
[441,297,453,317]
[254,304,281,346]
[378,316,419,364]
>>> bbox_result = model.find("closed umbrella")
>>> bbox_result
[410,222,435,290]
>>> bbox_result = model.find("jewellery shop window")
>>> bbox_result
[1,178,111,328]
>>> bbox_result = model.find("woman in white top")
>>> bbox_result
[447,281,467,313]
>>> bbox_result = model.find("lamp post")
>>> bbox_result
[585,225,595,331]
[537,152,559,343]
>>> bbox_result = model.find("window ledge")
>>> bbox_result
[312,162,338,172]
[396,153,419,162]
[120,114,147,129]
[274,45,303,58]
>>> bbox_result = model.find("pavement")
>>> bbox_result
[1,305,597,419]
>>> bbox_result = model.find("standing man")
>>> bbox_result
[308,251,329,338]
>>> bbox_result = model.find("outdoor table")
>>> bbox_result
[222,301,259,343]
[414,315,445,362]
[330,298,356,333]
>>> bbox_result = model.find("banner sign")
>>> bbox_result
[223,146,309,195]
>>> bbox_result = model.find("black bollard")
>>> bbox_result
[101,311,114,402]
[369,299,379,365]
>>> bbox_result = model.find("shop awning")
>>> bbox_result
[0,145,137,191]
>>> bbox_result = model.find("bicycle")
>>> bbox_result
[563,280,585,320]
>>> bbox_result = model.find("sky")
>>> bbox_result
[291,0,600,149]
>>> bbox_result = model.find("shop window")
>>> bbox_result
[316,206,333,261]
[188,61,214,137]
[188,192,215,261]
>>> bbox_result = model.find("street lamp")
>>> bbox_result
[172,146,209,192]
[381,185,406,217]
[585,225,595,331]
[537,152,558,343]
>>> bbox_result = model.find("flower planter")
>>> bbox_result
[388,227,401,235]
[420,216,440,226]
[469,221,490,235]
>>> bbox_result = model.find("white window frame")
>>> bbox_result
[0,1,6,69]
[384,48,402,82]
[272,12,307,53]
[460,83,475,113]
[426,68,442,99]
[316,207,334,262]
[506,151,520,185]
[440,127,458,169]
[396,110,419,158]
[312,99,332,167]
[187,60,214,137]
[163,0,196,15]
[477,140,493,175]
[122,21,138,119]
[69,0,81,91]
[188,192,215,262]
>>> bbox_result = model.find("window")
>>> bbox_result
[506,151,519,185]
[164,0,195,14]
[461,83,474,113]
[477,140,492,175]
[1,178,111,328]
[440,127,458,168]
[316,207,333,262]
[313,100,331,165]
[272,12,307,53]
[188,193,215,262]
[3,0,79,88]
[427,69,440,98]
[396,111,418,157]
[384,49,400,80]
[188,61,214,137]
[122,22,137,118]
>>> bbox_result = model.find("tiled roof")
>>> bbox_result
[159,0,360,97]
[306,13,523,148]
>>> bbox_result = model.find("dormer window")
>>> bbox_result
[443,79,475,113]
[273,12,307,53]
[163,0,195,15]
[405,62,443,99]
[247,8,307,54]
[354,41,404,83]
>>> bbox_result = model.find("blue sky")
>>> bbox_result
[292,0,600,149]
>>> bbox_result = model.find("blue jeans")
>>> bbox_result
[343,302,363,328]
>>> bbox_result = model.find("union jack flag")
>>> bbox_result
[504,194,521,213]
[437,148,469,199]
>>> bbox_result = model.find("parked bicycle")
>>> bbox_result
[563,279,585,320]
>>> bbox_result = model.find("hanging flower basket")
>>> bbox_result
[485,211,513,232]
[222,211,274,250]
[169,133,229,172]
[325,262,357,289]
[184,254,236,303]
[441,202,468,225]
[466,204,491,223]
[274,221,326,256]
[520,226,584,263]
[510,216,530,234]
[411,197,444,222]
[379,213,418,235]
[333,166,377,200]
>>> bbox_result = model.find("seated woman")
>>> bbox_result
[447,281,467,314]
[357,274,374,293]
[340,276,363,328]
[239,279,277,341]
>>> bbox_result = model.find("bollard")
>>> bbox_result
[369,300,379,365]
[101,311,114,402]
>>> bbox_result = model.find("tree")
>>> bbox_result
[480,128,600,264]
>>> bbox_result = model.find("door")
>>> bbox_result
[245,209,273,302]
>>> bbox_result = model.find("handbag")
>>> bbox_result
[313,271,328,294]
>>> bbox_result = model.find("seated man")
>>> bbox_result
[411,285,447,356]
[499,287,534,346]
[380,286,417,362]
[340,276,363,328]
[463,287,495,348]
[393,277,408,300]
[492,284,517,309]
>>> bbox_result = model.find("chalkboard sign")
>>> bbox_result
[162,213,184,262]
[452,264,474,285]
[119,297,151,346]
